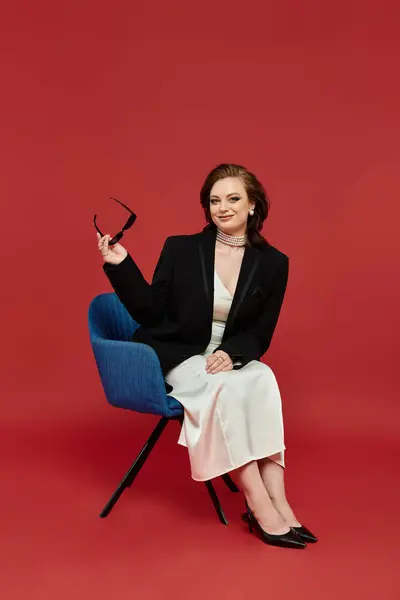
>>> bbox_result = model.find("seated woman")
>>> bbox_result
[97,162,317,549]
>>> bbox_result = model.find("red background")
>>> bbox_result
[1,1,399,598]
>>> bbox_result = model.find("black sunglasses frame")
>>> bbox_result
[94,197,137,245]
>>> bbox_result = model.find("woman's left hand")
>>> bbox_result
[206,350,233,374]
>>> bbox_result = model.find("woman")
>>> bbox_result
[97,163,317,549]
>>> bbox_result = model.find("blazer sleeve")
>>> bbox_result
[102,237,174,326]
[214,256,289,367]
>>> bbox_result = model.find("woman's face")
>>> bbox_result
[209,177,255,236]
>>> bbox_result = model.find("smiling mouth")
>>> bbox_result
[219,215,234,219]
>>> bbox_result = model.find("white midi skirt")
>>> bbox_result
[166,355,286,481]
[165,271,286,481]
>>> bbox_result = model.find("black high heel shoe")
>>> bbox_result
[290,526,318,543]
[242,511,318,544]
[243,503,306,549]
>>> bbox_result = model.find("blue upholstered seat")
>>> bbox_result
[88,293,183,418]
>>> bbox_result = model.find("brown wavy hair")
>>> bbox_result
[200,163,270,248]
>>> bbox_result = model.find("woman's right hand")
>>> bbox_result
[97,232,128,265]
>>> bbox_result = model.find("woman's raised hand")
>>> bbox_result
[97,232,128,265]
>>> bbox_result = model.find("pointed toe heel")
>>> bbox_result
[242,512,318,544]
[242,504,307,549]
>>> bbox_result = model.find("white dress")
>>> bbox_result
[165,269,286,481]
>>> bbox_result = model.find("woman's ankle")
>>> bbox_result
[270,498,301,527]
[245,494,289,533]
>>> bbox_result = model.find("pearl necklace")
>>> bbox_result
[216,228,247,247]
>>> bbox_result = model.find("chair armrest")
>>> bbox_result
[91,338,171,417]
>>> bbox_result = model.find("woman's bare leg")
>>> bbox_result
[258,454,301,527]
[234,460,290,535]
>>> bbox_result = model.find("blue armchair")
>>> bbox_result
[88,293,239,524]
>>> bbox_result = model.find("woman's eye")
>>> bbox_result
[210,197,240,204]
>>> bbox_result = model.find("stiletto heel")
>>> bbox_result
[243,502,306,549]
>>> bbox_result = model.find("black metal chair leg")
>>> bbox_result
[204,480,228,525]
[221,473,240,493]
[100,414,232,524]
[99,416,169,518]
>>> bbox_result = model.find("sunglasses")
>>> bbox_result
[94,197,137,246]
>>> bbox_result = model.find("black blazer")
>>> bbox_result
[103,227,289,391]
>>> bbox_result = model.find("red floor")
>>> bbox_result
[2,411,399,600]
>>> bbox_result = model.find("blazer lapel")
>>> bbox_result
[224,244,261,335]
[198,228,216,329]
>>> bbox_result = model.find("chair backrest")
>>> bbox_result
[88,293,138,342]
[88,292,183,418]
